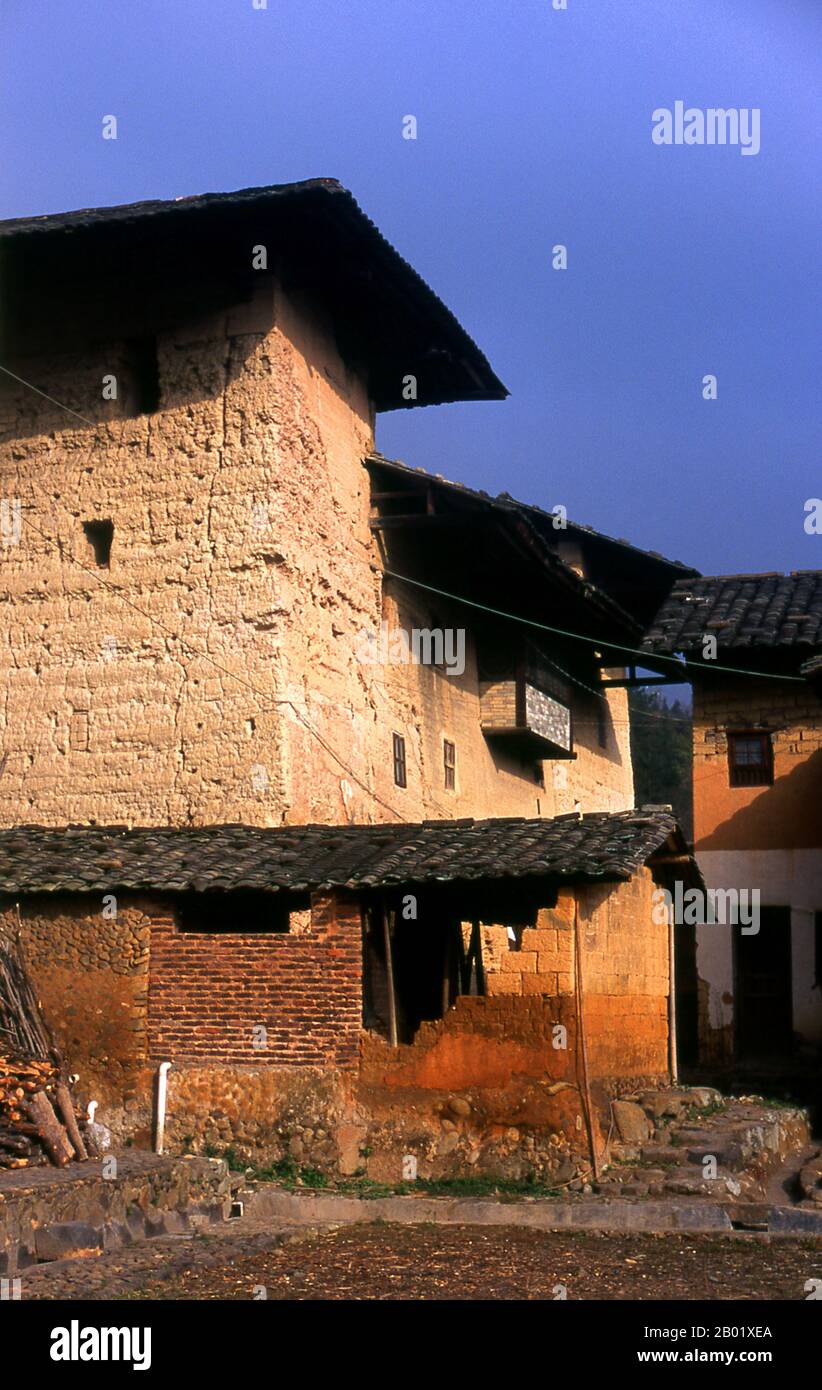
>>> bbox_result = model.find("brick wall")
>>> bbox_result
[363,869,670,1098]
[481,871,669,1080]
[693,676,822,849]
[147,889,363,1066]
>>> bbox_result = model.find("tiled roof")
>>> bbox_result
[644,572,822,655]
[0,181,507,412]
[366,454,695,577]
[0,811,689,897]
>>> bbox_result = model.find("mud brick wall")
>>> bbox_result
[377,584,635,821]
[363,994,579,1092]
[692,675,822,849]
[363,872,669,1098]
[479,870,669,1081]
[0,271,633,832]
[577,871,669,1080]
[147,889,362,1066]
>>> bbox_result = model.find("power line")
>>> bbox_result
[0,380,413,822]
[383,569,808,686]
[0,363,98,429]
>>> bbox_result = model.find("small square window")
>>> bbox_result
[83,519,113,568]
[392,733,407,788]
[443,738,456,790]
[727,731,773,787]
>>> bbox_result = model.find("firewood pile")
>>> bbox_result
[0,928,91,1170]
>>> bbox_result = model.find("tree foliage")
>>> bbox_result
[628,687,693,841]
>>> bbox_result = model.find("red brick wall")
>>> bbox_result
[147,889,363,1066]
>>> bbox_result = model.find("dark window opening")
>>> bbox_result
[83,519,113,568]
[443,738,456,790]
[597,699,608,749]
[126,336,161,414]
[728,731,773,787]
[392,732,407,787]
[363,908,485,1043]
[175,889,300,933]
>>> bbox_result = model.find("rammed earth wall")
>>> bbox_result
[0,276,633,830]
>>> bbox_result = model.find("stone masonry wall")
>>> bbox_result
[1,893,152,1105]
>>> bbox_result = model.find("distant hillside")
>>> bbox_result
[628,687,693,842]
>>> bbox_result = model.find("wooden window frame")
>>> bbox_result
[443,738,456,790]
[727,730,773,788]
[392,732,407,788]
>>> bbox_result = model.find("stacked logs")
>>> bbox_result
[0,928,90,1170]
[0,1056,89,1169]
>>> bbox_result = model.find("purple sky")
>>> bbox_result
[2,0,820,577]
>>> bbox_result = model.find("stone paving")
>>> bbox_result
[11,1219,822,1302]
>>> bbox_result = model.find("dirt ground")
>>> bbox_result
[16,1223,822,1301]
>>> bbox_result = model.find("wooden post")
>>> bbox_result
[441,922,452,1016]
[383,906,398,1047]
[471,921,485,995]
[668,901,678,1084]
[573,897,601,1181]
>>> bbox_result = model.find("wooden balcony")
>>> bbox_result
[479,676,574,760]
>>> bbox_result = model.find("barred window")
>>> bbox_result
[443,738,456,790]
[392,732,407,788]
[727,731,773,787]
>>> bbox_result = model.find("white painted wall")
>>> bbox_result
[697,848,822,1045]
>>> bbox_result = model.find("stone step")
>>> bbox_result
[0,1153,230,1276]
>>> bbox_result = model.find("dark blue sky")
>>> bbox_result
[2,0,819,576]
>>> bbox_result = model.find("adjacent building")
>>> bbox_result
[644,571,822,1070]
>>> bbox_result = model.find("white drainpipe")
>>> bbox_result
[154,1062,172,1154]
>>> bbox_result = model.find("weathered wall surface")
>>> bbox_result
[0,276,633,830]
[692,677,822,1055]
[693,677,822,850]
[576,872,670,1080]
[372,584,634,821]
[2,872,666,1176]
[3,885,361,1096]
[479,874,669,1082]
[0,279,378,828]
[1,893,151,1106]
[358,872,669,1173]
